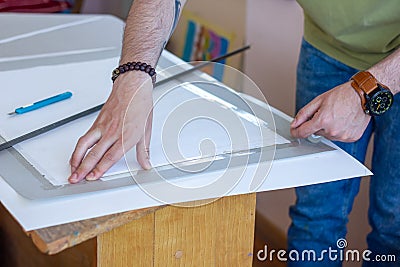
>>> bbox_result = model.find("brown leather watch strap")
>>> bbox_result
[351,71,380,112]
[351,71,379,95]
[351,80,367,109]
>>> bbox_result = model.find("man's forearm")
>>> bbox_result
[120,0,186,67]
[369,47,400,95]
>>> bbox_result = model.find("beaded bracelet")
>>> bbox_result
[111,61,156,84]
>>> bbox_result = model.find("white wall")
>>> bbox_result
[244,0,303,116]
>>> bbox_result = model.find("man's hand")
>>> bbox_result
[68,72,153,184]
[290,81,371,142]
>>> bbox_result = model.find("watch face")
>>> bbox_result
[367,86,394,116]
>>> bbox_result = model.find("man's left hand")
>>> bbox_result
[290,81,371,142]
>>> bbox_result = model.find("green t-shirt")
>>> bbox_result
[296,0,400,70]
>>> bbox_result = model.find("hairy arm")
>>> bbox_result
[120,0,183,66]
[69,0,187,183]
[369,47,400,95]
[291,46,399,141]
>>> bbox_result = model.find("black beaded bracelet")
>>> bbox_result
[111,61,156,84]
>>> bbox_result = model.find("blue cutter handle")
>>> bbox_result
[15,91,73,114]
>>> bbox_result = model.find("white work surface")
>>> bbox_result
[0,13,371,231]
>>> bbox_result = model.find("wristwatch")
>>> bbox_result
[350,71,394,116]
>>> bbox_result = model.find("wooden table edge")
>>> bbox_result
[26,206,164,255]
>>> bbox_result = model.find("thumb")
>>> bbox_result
[291,97,321,129]
[136,110,153,170]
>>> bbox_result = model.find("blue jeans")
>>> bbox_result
[287,39,400,267]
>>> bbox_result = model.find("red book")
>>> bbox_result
[0,0,72,13]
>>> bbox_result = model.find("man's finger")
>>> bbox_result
[136,138,152,170]
[291,97,322,128]
[68,137,114,183]
[136,109,153,170]
[69,129,102,173]
[145,110,153,153]
[86,141,125,181]
[290,117,322,139]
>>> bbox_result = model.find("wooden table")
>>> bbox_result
[0,193,256,266]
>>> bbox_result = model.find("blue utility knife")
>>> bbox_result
[8,91,73,115]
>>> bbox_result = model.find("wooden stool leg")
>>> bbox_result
[97,193,256,266]
[97,213,155,267]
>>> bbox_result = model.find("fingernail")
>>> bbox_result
[68,173,78,183]
[86,172,96,181]
[144,160,152,170]
[71,166,76,173]
[291,118,297,126]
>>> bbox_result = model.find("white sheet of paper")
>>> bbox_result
[0,57,289,186]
